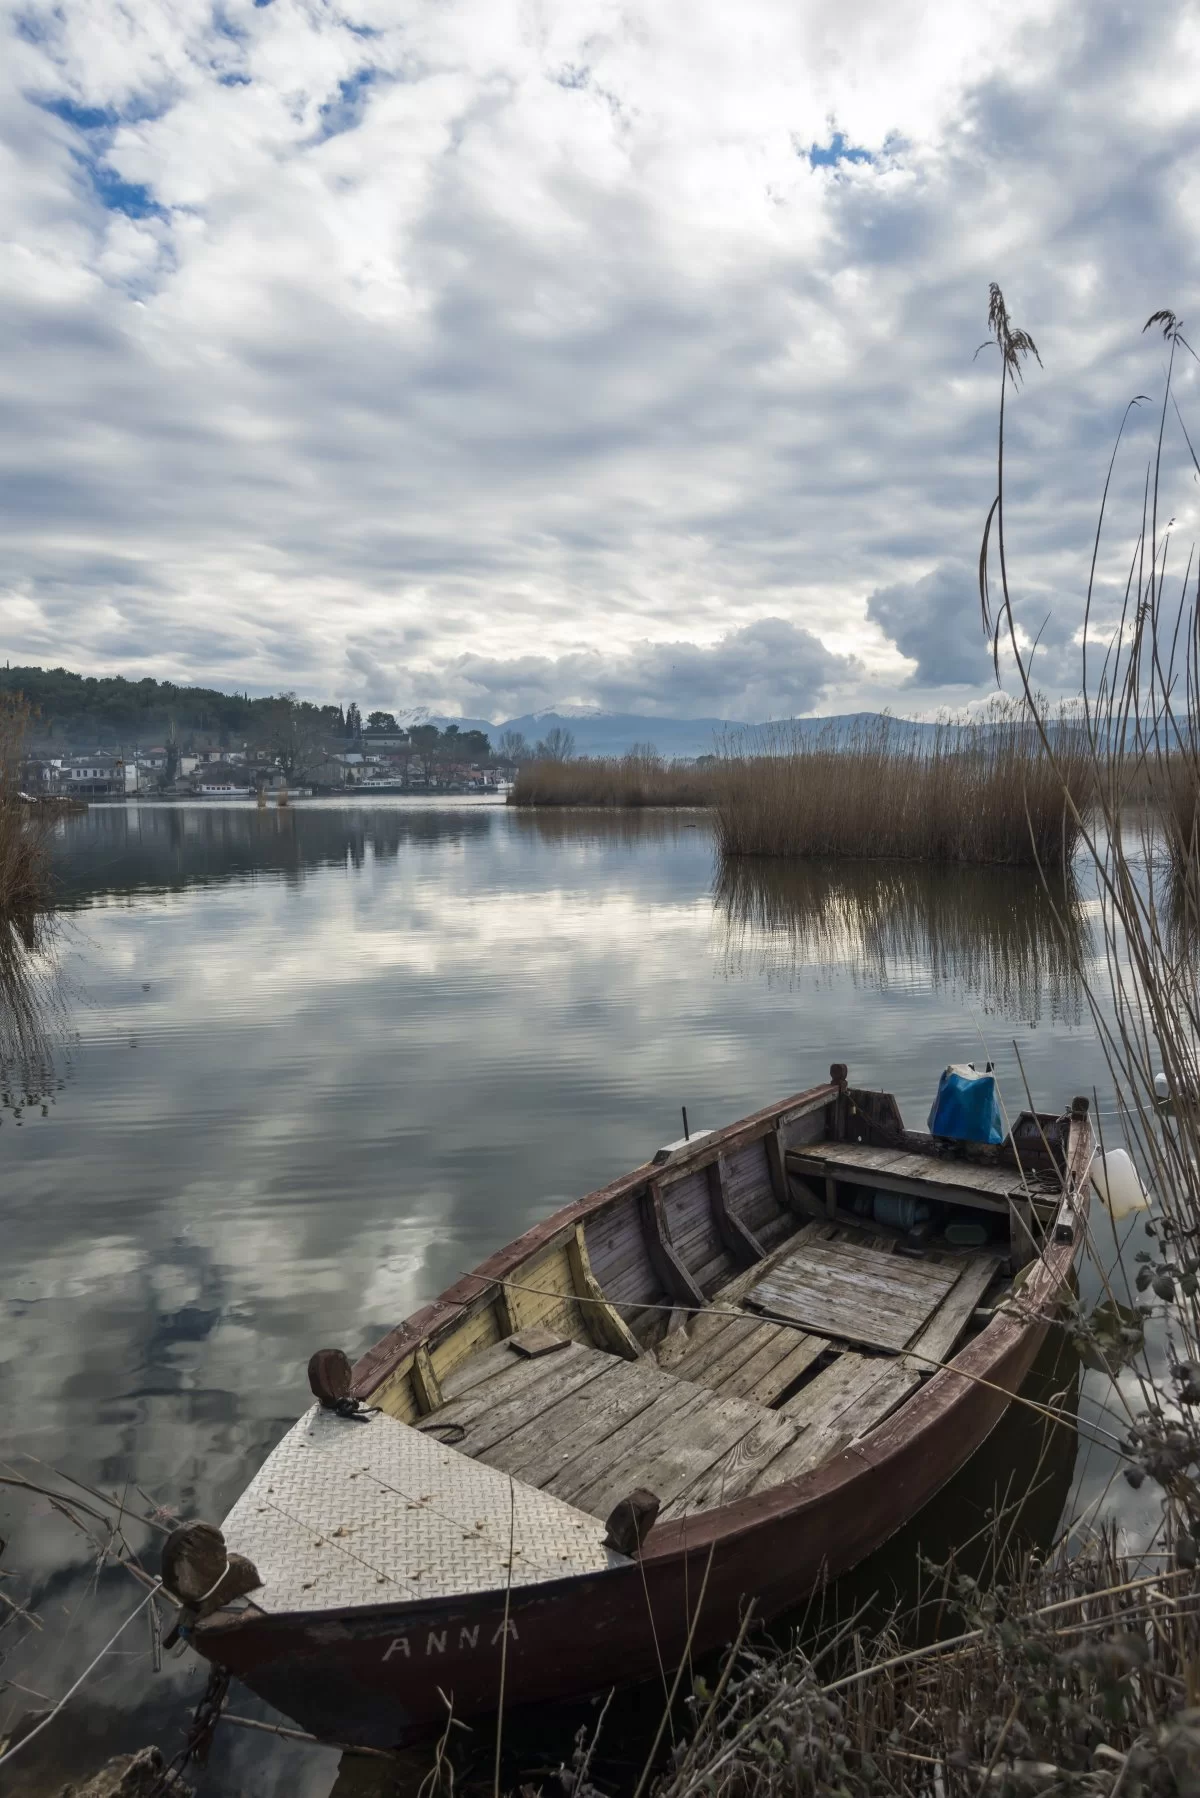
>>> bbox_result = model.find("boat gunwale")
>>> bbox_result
[350,1077,841,1399]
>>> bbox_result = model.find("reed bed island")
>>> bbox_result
[509,704,1088,870]
[711,706,1089,867]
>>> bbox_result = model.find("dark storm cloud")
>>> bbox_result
[866,563,991,687]
[446,619,857,720]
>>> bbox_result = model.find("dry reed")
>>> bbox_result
[652,1532,1199,1798]
[510,748,714,808]
[0,695,49,921]
[0,695,57,1095]
[711,702,1090,867]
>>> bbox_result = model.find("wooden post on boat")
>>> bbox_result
[829,1064,849,1141]
[824,1064,850,1217]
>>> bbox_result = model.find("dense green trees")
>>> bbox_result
[0,664,322,745]
[0,666,501,761]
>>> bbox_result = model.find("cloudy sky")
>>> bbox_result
[2,0,1198,723]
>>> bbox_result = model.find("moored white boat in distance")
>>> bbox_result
[175,1064,1094,1750]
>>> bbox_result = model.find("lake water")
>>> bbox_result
[0,801,1145,1794]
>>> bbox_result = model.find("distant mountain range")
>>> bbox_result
[401,708,943,760]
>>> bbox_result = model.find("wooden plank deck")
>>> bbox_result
[716,1326,829,1405]
[761,1351,923,1487]
[491,1358,679,1489]
[904,1253,1002,1371]
[746,1237,960,1352]
[555,1381,799,1521]
[427,1342,618,1459]
[662,1413,804,1517]
[424,1220,1001,1526]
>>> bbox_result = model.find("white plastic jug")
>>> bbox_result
[1091,1148,1150,1220]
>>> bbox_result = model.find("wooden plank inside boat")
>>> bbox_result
[551,1379,800,1520]
[785,1139,1053,1215]
[746,1237,960,1352]
[426,1341,616,1458]
[711,1323,829,1405]
[905,1254,1003,1370]
[763,1352,922,1485]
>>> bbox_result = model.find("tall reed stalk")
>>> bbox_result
[979,296,1200,1388]
[628,295,1200,1798]
[711,700,1089,866]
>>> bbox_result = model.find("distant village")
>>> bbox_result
[18,706,517,801]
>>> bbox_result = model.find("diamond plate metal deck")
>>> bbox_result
[221,1405,628,1614]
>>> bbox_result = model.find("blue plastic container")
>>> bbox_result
[927,1065,1004,1145]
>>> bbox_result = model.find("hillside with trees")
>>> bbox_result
[0,666,492,761]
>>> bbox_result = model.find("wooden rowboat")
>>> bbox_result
[184,1066,1094,1749]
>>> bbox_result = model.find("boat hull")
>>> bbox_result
[193,1276,1062,1748]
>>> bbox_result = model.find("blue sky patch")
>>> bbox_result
[40,96,117,131]
[316,67,380,141]
[32,94,167,219]
[808,131,873,168]
[83,160,165,220]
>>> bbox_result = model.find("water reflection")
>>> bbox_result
[0,905,67,1123]
[1,803,1117,1795]
[716,856,1088,1025]
[508,807,706,849]
[50,799,500,903]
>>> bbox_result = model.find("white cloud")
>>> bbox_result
[0,0,1197,718]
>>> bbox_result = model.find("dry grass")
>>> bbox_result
[0,696,57,1091]
[510,748,714,808]
[0,696,49,921]
[711,702,1090,867]
[651,1532,1200,1798]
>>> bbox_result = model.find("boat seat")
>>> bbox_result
[746,1236,962,1353]
[785,1139,1041,1215]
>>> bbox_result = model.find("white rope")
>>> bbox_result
[191,1558,230,1605]
[0,1581,163,1770]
